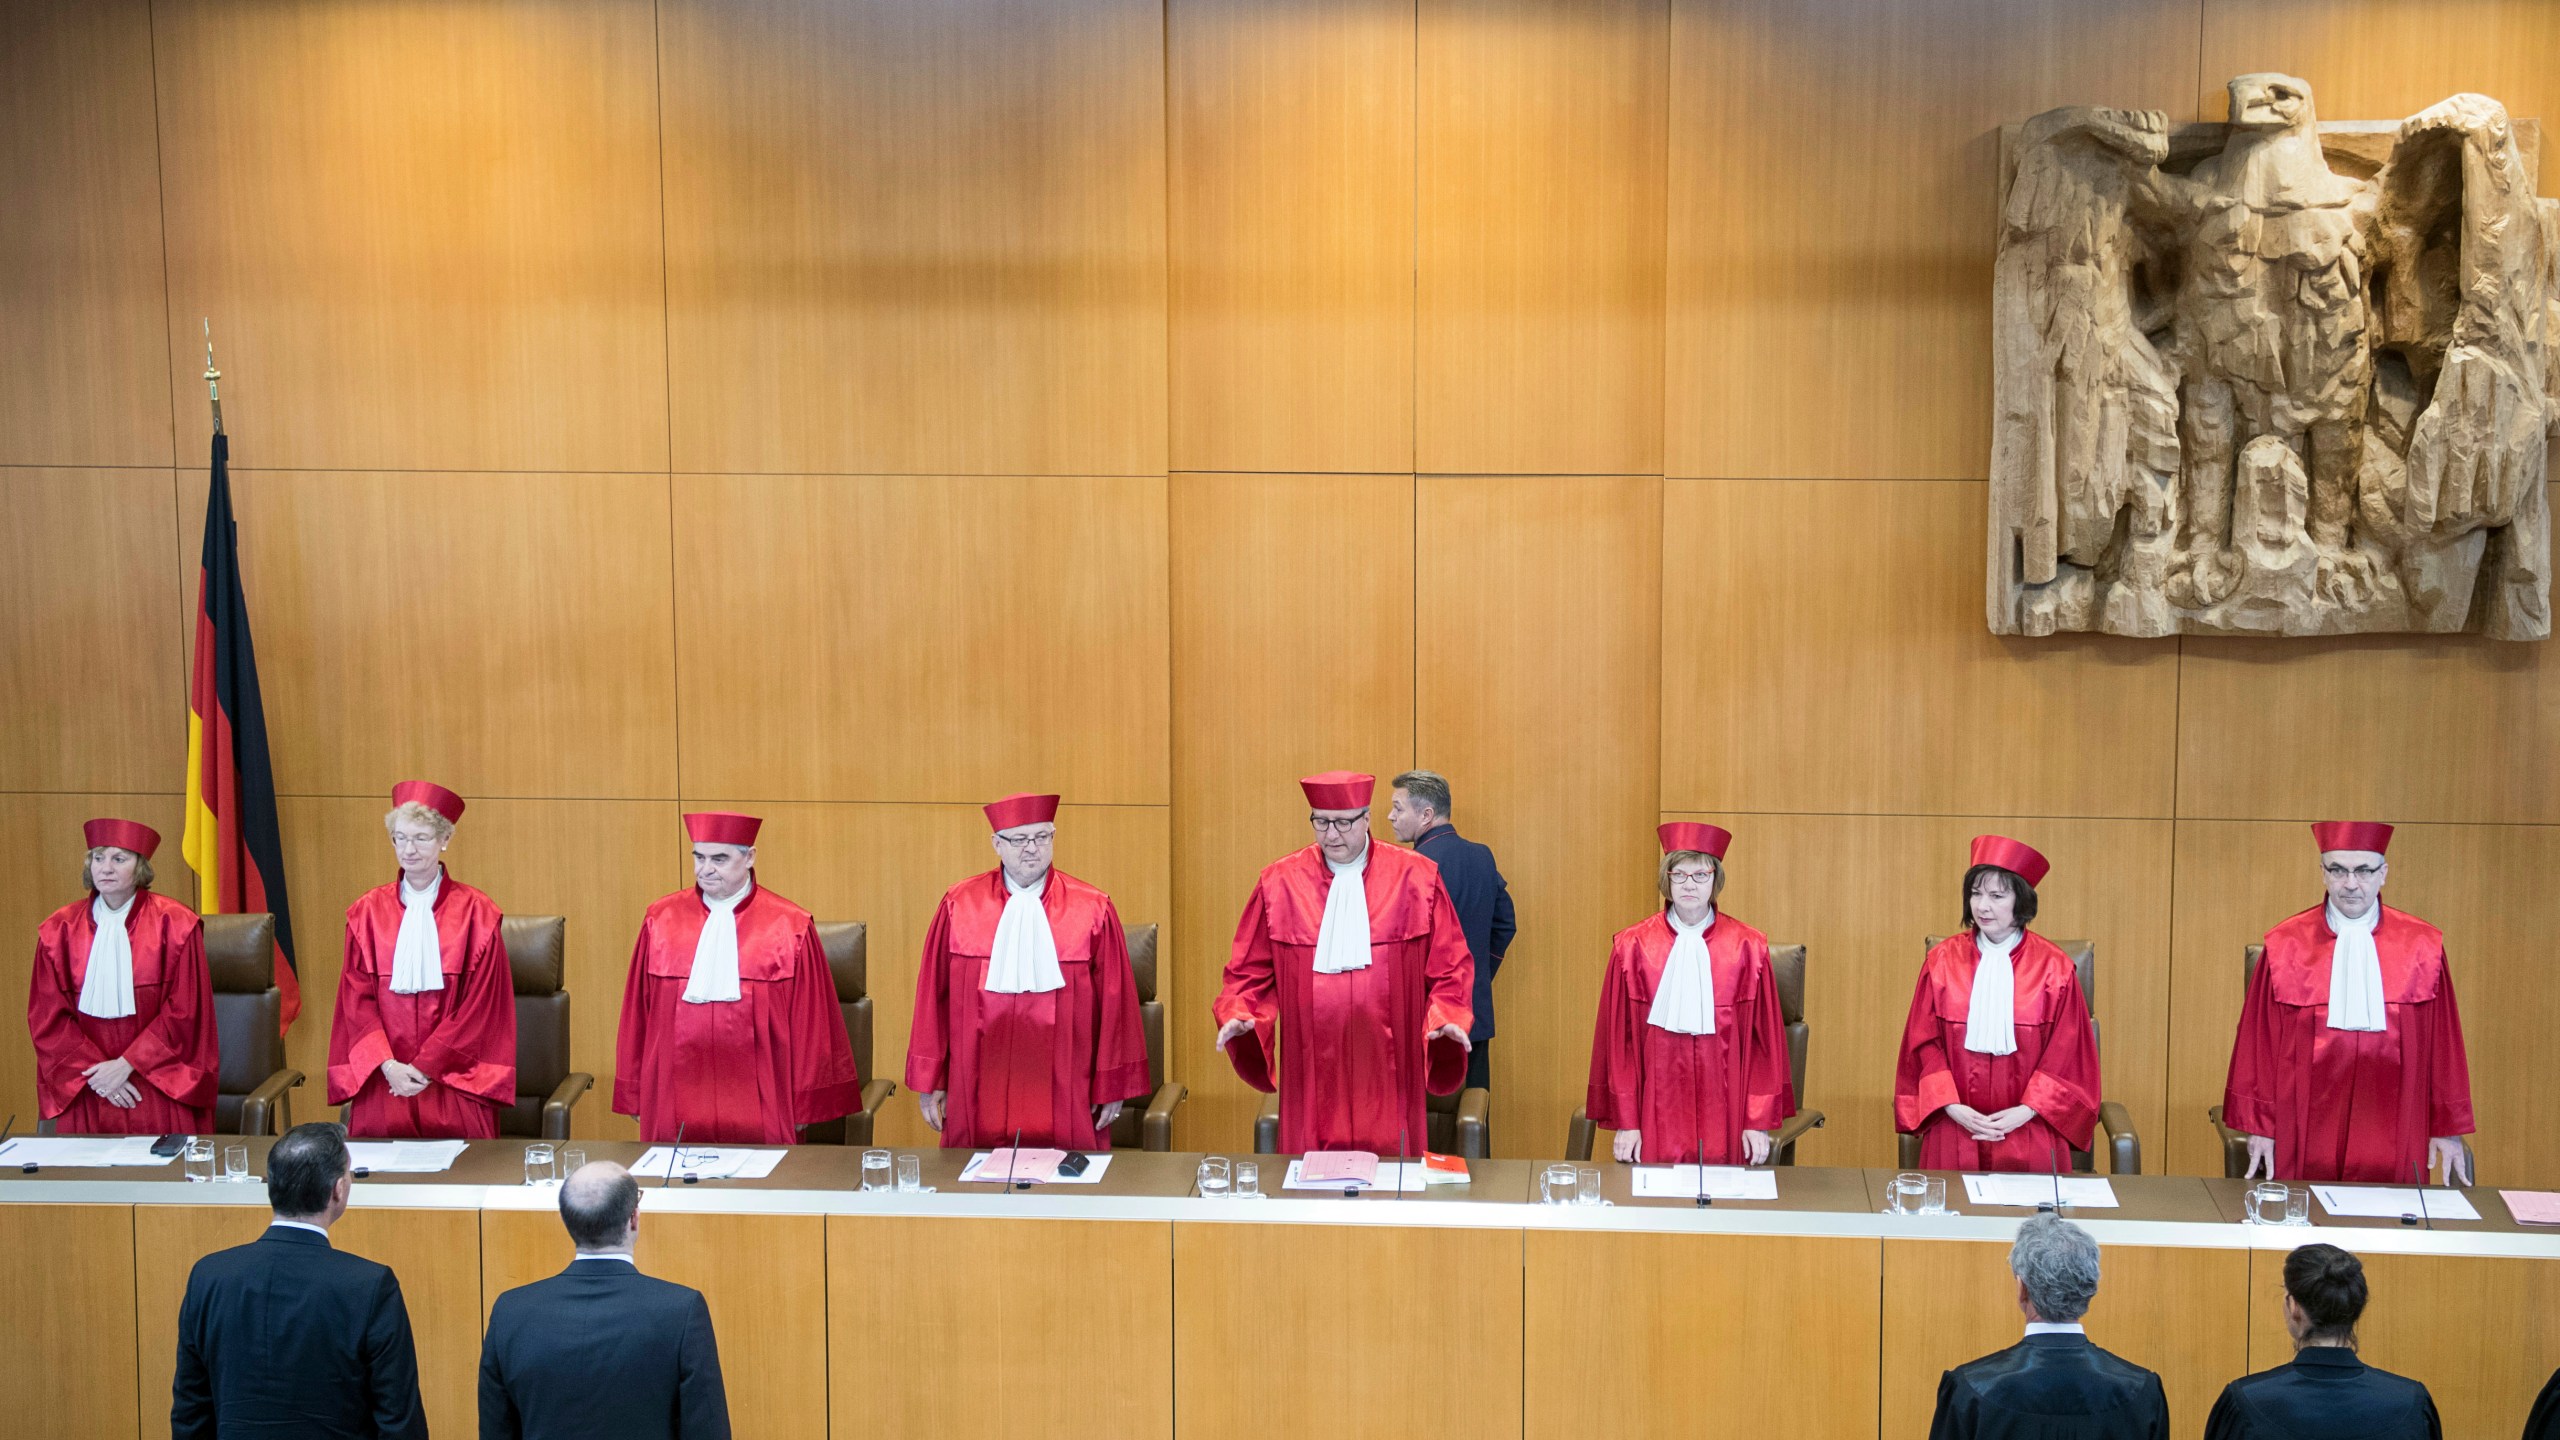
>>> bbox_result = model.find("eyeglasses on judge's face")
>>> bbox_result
[1308,812,1369,834]
[1668,867,1717,888]
[2322,863,2384,884]
[993,828,1056,852]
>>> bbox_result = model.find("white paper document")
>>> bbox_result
[1631,1165,1780,1200]
[1963,1174,2120,1208]
[959,1152,1113,1185]
[631,1146,787,1181]
[2312,1185,2481,1222]
[1283,1159,1429,1193]
[346,1140,469,1174]
[0,1135,175,1167]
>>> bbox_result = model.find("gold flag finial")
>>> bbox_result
[202,319,223,436]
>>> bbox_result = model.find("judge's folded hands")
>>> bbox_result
[379,1059,432,1099]
[82,1056,141,1109]
[1946,1103,2038,1143]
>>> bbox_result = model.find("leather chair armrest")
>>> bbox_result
[2099,1099,2140,1176]
[1453,1087,1490,1160]
[1254,1093,1279,1155]
[2207,1104,2250,1180]
[1565,1110,1594,1163]
[1897,1131,1921,1171]
[1773,1109,1826,1166]
[239,1068,306,1137]
[859,1078,897,1120]
[540,1073,595,1141]
[1141,1082,1187,1152]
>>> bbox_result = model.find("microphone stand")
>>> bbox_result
[2404,1157,2433,1230]
[2039,1129,2067,1216]
[1694,1038,1711,1209]
[662,1121,687,1189]
[1006,1127,1026,1193]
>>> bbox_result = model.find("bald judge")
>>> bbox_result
[2223,822,2476,1185]
[1213,772,1474,1155]
[613,813,858,1143]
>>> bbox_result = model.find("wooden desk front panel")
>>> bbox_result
[0,1203,139,1440]
[1882,1238,2249,1440]
[1174,1220,1521,1440]
[482,1208,829,1440]
[1525,1230,1879,1439]
[827,1215,1172,1439]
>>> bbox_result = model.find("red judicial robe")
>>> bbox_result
[905,868,1150,1150]
[27,890,218,1134]
[1584,910,1796,1163]
[325,869,517,1138]
[2221,903,2474,1183]
[1894,930,2100,1172]
[1214,842,1474,1155]
[614,880,859,1143]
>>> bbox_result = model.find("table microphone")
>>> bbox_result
[0,1113,26,1174]
[662,1122,687,1189]
[1694,1040,1712,1208]
[1006,1127,1027,1192]
[2404,1157,2432,1230]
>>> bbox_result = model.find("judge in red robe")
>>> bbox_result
[1585,823,1795,1165]
[325,782,516,1138]
[27,819,218,1134]
[614,812,859,1143]
[2222,821,2475,1185]
[1894,836,2101,1173]
[1213,771,1474,1155]
[906,793,1151,1150]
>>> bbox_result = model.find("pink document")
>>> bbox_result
[2500,1190,2560,1225]
[1299,1150,1380,1185]
[970,1148,1065,1183]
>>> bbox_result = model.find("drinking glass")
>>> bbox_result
[1922,1177,1948,1215]
[561,1147,588,1178]
[896,1154,922,1193]
[862,1149,893,1191]
[524,1144,556,1186]
[1197,1156,1231,1197]
[222,1145,249,1184]
[1542,1163,1579,1205]
[2285,1186,2311,1226]
[182,1138,215,1184]
[1234,1161,1260,1198]
[1890,1172,1928,1215]
[1576,1166,1604,1205]
[2248,1182,2291,1225]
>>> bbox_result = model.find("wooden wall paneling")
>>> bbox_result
[1660,812,2173,1169]
[1664,0,2201,479]
[1661,479,2179,819]
[1174,1221,1520,1440]
[1169,473,1416,1149]
[1417,475,1660,1159]
[1416,0,1667,475]
[1525,1231,1878,1437]
[1883,1237,2248,1440]
[0,1203,139,1440]
[670,475,1168,806]
[152,0,669,473]
[2200,0,2560,124]
[274,796,683,1144]
[0,470,185,792]
[709,800,1170,1150]
[2167,821,2560,1187]
[659,0,1167,477]
[484,1206,828,1439]
[827,1215,1173,1438]
[0,1,172,468]
[1168,0,1416,474]
[0,794,192,1142]
[2244,1248,2560,1439]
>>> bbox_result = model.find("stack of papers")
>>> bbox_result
[1298,1151,1379,1185]
[2312,1186,2481,1221]
[2500,1190,2560,1225]
[1283,1159,1431,1193]
[346,1140,469,1174]
[630,1147,787,1181]
[1631,1166,1779,1200]
[957,1149,1115,1185]
[0,1136,174,1167]
[1963,1174,2120,1208]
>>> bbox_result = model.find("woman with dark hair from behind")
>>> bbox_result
[2202,1243,2442,1439]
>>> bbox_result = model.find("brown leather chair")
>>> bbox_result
[1563,941,1829,1164]
[334,917,591,1139]
[1106,924,1188,1151]
[1252,1068,1491,1159]
[798,922,898,1145]
[209,913,305,1136]
[1897,937,2138,1174]
[2206,943,2475,1182]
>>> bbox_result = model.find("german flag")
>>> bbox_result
[181,433,301,1030]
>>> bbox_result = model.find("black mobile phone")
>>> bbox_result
[1057,1151,1092,1178]
[150,1134,188,1158]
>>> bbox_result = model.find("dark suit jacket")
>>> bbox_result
[172,1224,425,1440]
[480,1255,730,1440]
[1929,1332,2170,1439]
[1414,824,1514,1042]
[2529,1366,2560,1440]
[2203,1346,2442,1440]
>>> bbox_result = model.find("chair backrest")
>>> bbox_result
[815,921,872,1080]
[1769,942,1810,1103]
[1109,924,1165,1149]
[2244,943,2264,984]
[498,916,568,1138]
[205,913,283,1134]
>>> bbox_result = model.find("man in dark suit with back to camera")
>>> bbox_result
[171,1121,426,1440]
[2204,1243,2441,1439]
[479,1159,731,1440]
[1929,1212,2170,1439]
[1388,769,1514,1092]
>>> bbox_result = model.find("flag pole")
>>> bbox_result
[202,319,223,437]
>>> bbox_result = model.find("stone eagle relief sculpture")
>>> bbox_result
[1989,75,2560,637]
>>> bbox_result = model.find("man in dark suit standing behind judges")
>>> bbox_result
[1388,770,1514,1091]
[2204,1243,2441,1439]
[1929,1213,2170,1439]
[172,1122,425,1439]
[480,1160,731,1440]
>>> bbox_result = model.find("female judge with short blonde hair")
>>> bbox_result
[27,819,219,1133]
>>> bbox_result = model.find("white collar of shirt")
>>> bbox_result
[984,870,1065,995]
[1963,927,2022,1056]
[681,883,750,1004]
[269,1220,332,1240]
[388,869,447,995]
[2323,900,2388,1032]
[79,892,139,1020]
[2023,1322,2086,1336]
[573,1251,637,1265]
[1311,844,1374,974]
[1646,907,1720,1035]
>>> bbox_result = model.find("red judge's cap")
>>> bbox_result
[83,818,161,859]
[391,780,466,825]
[1299,771,1375,809]
[2312,820,2393,855]
[1657,822,1733,859]
[683,812,762,846]
[984,793,1060,831]
[1968,834,2050,888]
